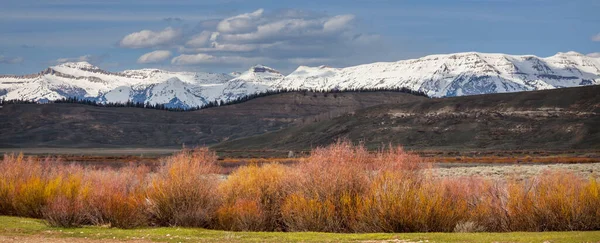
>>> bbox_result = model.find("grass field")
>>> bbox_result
[1,216,600,243]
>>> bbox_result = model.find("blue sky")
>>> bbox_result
[0,0,599,75]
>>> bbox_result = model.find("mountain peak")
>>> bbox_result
[54,61,101,70]
[555,51,584,57]
[249,65,281,74]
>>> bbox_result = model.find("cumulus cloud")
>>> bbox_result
[119,27,182,48]
[588,52,600,58]
[121,8,382,69]
[171,53,270,66]
[593,33,600,42]
[171,53,216,65]
[185,31,212,47]
[323,15,355,32]
[137,50,172,64]
[216,9,264,34]
[0,55,24,64]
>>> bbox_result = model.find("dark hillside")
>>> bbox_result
[214,85,600,152]
[0,91,425,148]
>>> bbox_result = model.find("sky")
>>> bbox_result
[0,0,599,75]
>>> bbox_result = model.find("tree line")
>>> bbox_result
[0,87,428,111]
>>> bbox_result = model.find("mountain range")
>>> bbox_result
[1,51,599,109]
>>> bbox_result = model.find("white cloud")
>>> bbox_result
[323,15,355,32]
[137,50,172,64]
[592,33,600,42]
[121,9,382,69]
[0,55,24,64]
[219,18,325,44]
[54,54,103,64]
[185,31,213,47]
[180,43,262,53]
[287,57,334,65]
[171,53,216,65]
[171,53,270,65]
[587,52,600,58]
[216,9,264,34]
[119,27,181,48]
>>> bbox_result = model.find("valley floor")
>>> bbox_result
[1,216,599,243]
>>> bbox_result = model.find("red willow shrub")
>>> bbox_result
[42,165,88,228]
[506,171,600,231]
[282,141,372,232]
[0,154,63,218]
[281,141,431,232]
[146,148,221,227]
[354,173,470,232]
[217,163,292,231]
[0,154,149,228]
[1,143,600,232]
[84,166,149,228]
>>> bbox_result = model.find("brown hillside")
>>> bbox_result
[214,85,600,152]
[0,91,425,148]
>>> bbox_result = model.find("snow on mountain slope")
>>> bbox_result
[220,65,285,100]
[1,52,599,108]
[277,52,600,97]
[0,62,235,108]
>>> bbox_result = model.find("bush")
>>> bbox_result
[282,141,372,232]
[218,163,292,231]
[42,166,88,227]
[1,144,600,232]
[507,171,600,231]
[85,166,149,228]
[355,172,469,232]
[0,154,58,218]
[282,141,427,232]
[147,148,221,227]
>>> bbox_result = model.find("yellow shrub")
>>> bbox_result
[281,193,338,232]
[147,148,221,227]
[218,163,291,231]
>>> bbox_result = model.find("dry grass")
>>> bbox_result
[424,155,600,164]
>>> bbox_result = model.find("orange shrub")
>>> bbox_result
[2,144,600,233]
[462,178,509,232]
[85,166,149,228]
[0,154,59,218]
[507,171,600,231]
[282,141,428,232]
[217,199,265,231]
[42,165,89,227]
[147,148,221,227]
[355,172,470,232]
[281,193,340,232]
[282,141,372,232]
[218,163,291,231]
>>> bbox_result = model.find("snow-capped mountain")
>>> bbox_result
[277,51,600,97]
[1,51,599,108]
[0,62,260,108]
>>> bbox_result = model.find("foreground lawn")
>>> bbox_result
[1,216,600,242]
